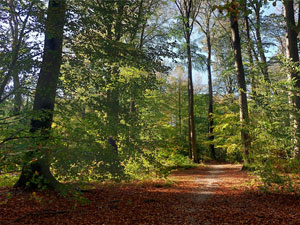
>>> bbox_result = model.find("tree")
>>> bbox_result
[229,0,251,166]
[14,0,67,190]
[249,0,270,82]
[283,0,300,158]
[242,0,257,98]
[174,0,201,163]
[196,1,217,160]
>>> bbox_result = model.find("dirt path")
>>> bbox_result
[169,163,242,202]
[193,164,228,201]
[171,164,240,224]
[168,163,243,224]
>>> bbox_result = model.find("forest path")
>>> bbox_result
[167,163,243,224]
[169,163,242,202]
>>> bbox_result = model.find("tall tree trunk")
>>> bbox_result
[10,0,23,112]
[253,0,270,82]
[206,33,215,160]
[178,73,182,138]
[14,0,66,190]
[187,34,198,163]
[283,0,300,158]
[230,4,251,166]
[175,0,200,163]
[243,0,257,99]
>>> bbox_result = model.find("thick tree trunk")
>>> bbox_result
[283,0,300,158]
[14,0,66,190]
[230,7,251,166]
[207,34,215,160]
[186,34,198,163]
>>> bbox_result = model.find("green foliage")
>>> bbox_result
[124,150,169,180]
[254,158,300,193]
[0,110,33,175]
[0,174,19,188]
[194,94,213,160]
[250,78,295,163]
[246,56,300,192]
[50,105,127,182]
[214,95,243,162]
[160,150,196,171]
[50,74,173,183]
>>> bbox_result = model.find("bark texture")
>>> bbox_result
[230,4,251,165]
[283,0,300,158]
[243,0,257,99]
[15,0,66,190]
[187,34,198,163]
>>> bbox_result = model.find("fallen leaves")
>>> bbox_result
[1,164,300,224]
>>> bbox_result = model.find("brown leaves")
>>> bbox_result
[1,164,300,224]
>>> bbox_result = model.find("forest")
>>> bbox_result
[1,0,300,224]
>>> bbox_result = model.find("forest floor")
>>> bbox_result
[1,163,300,224]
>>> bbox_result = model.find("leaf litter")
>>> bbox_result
[1,164,300,224]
